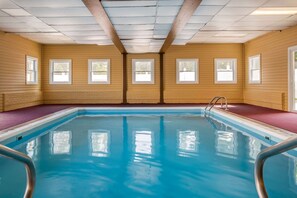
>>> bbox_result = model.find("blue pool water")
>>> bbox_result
[0,111,297,197]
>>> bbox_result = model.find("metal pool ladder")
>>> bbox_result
[255,136,297,198]
[0,144,36,198]
[205,96,228,113]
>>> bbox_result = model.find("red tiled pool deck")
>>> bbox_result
[0,104,297,134]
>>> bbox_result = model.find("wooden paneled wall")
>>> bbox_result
[244,26,297,110]
[127,54,160,103]
[164,44,244,103]
[3,25,297,111]
[0,31,42,112]
[42,45,123,104]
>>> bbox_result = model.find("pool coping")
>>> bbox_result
[0,107,296,144]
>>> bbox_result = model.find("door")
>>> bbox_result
[288,46,297,112]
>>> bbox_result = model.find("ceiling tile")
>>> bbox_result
[157,6,180,16]
[193,5,223,15]
[231,21,274,26]
[188,16,213,23]
[121,35,153,39]
[110,17,155,25]
[25,7,92,17]
[63,31,107,36]
[114,24,154,30]
[200,25,227,30]
[211,15,245,22]
[172,39,188,45]
[217,7,257,15]
[52,25,102,31]
[105,7,156,17]
[2,8,31,16]
[117,30,153,36]
[39,17,97,25]
[69,35,109,40]
[153,34,167,39]
[11,0,85,8]
[262,0,297,7]
[158,0,183,6]
[156,16,175,24]
[226,0,268,7]
[175,34,194,40]
[153,29,169,35]
[154,24,172,30]
[184,23,205,30]
[200,0,230,6]
[0,0,18,8]
[102,1,157,7]
[241,15,291,21]
[0,16,20,23]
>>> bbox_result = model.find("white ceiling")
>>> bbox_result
[0,0,296,52]
[102,0,183,53]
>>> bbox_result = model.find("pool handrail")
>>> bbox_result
[0,144,36,198]
[205,96,228,112]
[254,136,297,198]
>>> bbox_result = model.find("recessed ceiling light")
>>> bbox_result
[251,7,297,15]
[214,33,247,37]
[2,8,31,16]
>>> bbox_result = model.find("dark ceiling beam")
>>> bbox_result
[160,0,202,53]
[82,0,126,54]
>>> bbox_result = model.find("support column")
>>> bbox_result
[159,52,164,104]
[122,53,127,104]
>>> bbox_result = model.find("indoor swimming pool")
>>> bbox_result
[0,108,296,197]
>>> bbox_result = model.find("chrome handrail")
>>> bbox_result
[205,96,228,112]
[0,144,36,198]
[254,136,297,198]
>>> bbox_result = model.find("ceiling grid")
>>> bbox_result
[0,0,296,52]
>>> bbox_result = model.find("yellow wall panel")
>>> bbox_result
[164,44,244,103]
[42,45,123,104]
[0,31,42,111]
[244,25,297,110]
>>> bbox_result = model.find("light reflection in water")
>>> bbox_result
[178,130,199,157]
[26,139,39,159]
[216,130,238,158]
[89,130,109,157]
[249,137,262,161]
[50,131,72,155]
[133,131,153,161]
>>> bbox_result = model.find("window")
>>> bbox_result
[214,58,237,84]
[248,54,261,84]
[132,59,154,84]
[134,131,153,155]
[26,56,38,84]
[89,130,110,157]
[50,59,72,84]
[88,59,110,84]
[176,59,199,84]
[50,131,72,155]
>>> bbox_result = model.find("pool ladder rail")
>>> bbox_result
[255,136,297,198]
[0,144,36,198]
[204,96,228,114]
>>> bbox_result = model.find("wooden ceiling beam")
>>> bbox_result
[160,0,202,53]
[82,0,126,54]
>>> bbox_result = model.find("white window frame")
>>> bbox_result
[49,59,72,84]
[88,59,110,84]
[214,58,237,84]
[176,59,199,84]
[248,54,261,84]
[26,56,38,84]
[132,59,154,84]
